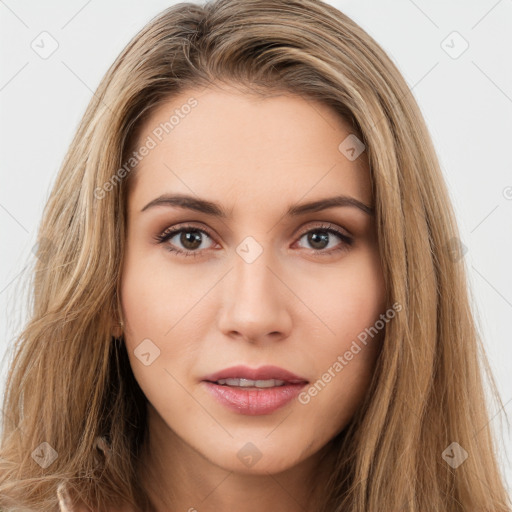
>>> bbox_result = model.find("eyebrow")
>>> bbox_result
[140,193,374,217]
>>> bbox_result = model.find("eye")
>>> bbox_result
[153,222,353,258]
[294,223,353,255]
[153,224,216,258]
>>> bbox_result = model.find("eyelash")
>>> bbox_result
[153,223,354,258]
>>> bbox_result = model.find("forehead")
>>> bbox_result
[127,85,372,215]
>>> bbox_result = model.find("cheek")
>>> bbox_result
[119,256,199,415]
[119,247,172,366]
[296,250,385,421]
[119,243,212,382]
[121,268,165,336]
[120,241,191,338]
[302,246,386,343]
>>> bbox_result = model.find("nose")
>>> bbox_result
[217,247,293,345]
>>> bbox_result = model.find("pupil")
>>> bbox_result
[181,231,202,250]
[309,231,328,249]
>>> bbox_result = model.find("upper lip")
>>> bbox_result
[202,365,309,384]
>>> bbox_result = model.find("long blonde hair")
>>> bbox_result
[1,0,510,510]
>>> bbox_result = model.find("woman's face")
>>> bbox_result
[120,84,386,475]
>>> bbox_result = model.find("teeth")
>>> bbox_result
[216,378,286,388]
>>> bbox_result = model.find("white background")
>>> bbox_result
[1,0,511,499]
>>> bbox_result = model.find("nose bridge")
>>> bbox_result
[231,238,281,311]
[217,235,291,341]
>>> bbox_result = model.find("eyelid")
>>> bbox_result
[157,222,216,242]
[295,221,352,239]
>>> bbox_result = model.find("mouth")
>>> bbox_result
[201,364,308,385]
[210,377,291,388]
[201,365,309,415]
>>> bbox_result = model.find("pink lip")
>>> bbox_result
[201,365,308,384]
[201,365,309,416]
[202,382,307,415]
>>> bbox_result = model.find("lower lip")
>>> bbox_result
[202,381,307,415]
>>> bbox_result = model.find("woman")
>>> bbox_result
[0,0,509,510]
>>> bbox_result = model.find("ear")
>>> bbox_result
[111,318,123,339]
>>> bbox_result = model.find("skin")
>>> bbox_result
[116,83,387,512]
